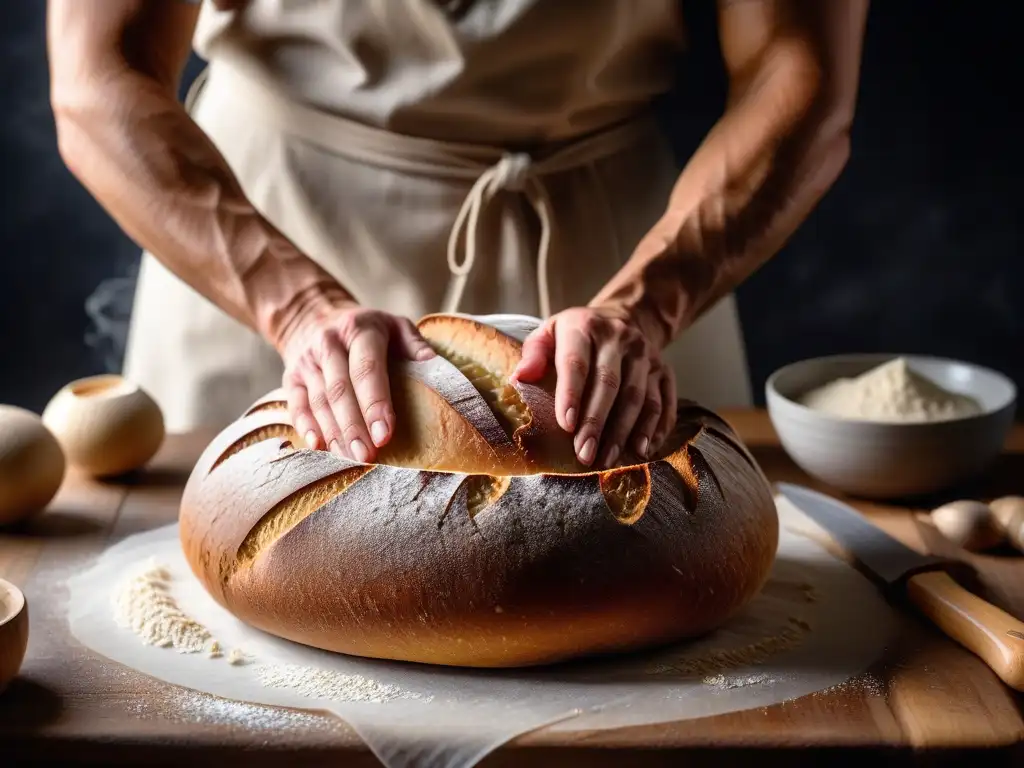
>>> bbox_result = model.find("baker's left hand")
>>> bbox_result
[511,308,676,468]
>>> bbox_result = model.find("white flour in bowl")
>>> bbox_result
[799,357,982,422]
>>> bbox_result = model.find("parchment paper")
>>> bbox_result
[67,496,898,767]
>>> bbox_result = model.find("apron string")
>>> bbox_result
[444,153,555,319]
[533,185,554,320]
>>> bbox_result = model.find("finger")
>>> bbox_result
[303,358,345,456]
[284,367,320,450]
[652,368,678,452]
[597,356,649,468]
[393,317,436,361]
[318,333,373,462]
[347,325,395,450]
[552,321,591,433]
[511,319,555,384]
[574,343,624,466]
[629,369,664,461]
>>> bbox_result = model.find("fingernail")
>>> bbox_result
[418,345,435,360]
[329,440,342,456]
[565,407,577,430]
[370,420,388,446]
[578,436,596,465]
[349,438,369,463]
[636,436,649,458]
[605,444,620,467]
[305,431,318,450]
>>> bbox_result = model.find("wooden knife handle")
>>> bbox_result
[906,570,1024,692]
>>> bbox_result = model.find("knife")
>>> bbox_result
[776,482,1024,692]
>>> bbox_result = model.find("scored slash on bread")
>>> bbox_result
[416,313,583,472]
[179,314,779,668]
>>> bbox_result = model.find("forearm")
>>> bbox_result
[593,65,849,347]
[52,71,348,349]
[591,0,867,348]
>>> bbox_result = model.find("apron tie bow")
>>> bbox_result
[492,152,532,192]
[445,151,554,319]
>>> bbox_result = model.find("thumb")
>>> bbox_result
[511,323,555,383]
[393,318,436,361]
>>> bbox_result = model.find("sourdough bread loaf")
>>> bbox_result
[179,313,778,667]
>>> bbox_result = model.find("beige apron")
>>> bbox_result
[124,0,752,433]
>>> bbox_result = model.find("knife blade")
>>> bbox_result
[776,482,951,584]
[776,482,1024,692]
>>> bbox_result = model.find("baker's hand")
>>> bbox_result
[511,308,676,468]
[279,303,435,463]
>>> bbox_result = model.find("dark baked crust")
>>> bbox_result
[178,314,778,667]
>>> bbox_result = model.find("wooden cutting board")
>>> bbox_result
[1,411,1022,766]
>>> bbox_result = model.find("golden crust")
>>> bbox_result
[417,314,583,471]
[179,314,779,667]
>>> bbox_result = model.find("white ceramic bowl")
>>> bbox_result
[766,354,1017,499]
[0,577,28,693]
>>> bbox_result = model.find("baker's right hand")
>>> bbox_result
[279,303,436,463]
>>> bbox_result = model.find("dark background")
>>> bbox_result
[2,2,1021,417]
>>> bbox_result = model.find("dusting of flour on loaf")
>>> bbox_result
[255,664,432,704]
[799,358,981,423]
[112,559,213,653]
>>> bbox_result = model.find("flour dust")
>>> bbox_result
[111,555,824,709]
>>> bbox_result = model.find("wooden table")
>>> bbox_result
[2,410,1022,766]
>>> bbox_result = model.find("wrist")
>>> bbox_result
[590,217,699,350]
[241,244,356,352]
[268,283,357,355]
[589,298,672,351]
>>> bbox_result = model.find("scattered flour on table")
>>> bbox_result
[128,690,342,731]
[644,575,818,678]
[647,615,812,677]
[799,357,982,423]
[112,558,213,653]
[702,672,773,690]
[815,673,886,699]
[112,557,428,704]
[255,664,432,704]
[110,557,820,706]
